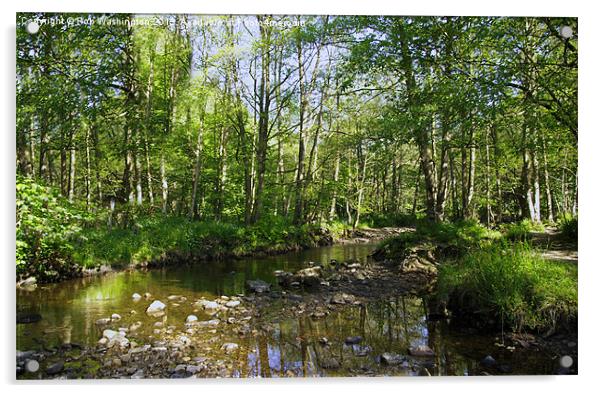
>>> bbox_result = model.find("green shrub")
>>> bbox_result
[438,241,577,332]
[558,215,578,242]
[16,176,91,281]
[502,219,545,241]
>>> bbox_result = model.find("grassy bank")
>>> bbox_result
[16,177,360,282]
[438,242,577,332]
[373,219,577,333]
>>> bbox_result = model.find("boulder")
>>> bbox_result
[246,280,271,293]
[409,344,435,357]
[480,355,497,367]
[103,329,119,340]
[186,315,198,323]
[380,352,405,366]
[17,277,37,290]
[146,300,166,316]
[330,292,355,305]
[279,266,322,288]
[46,361,64,375]
[221,343,239,353]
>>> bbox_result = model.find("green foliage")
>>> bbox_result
[438,242,577,332]
[16,176,90,281]
[73,214,334,268]
[502,219,546,241]
[558,214,578,242]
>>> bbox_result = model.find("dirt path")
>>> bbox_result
[531,228,578,263]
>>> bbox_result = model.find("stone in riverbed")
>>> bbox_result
[186,315,198,323]
[95,317,111,325]
[246,280,271,293]
[225,300,241,308]
[98,337,108,346]
[330,292,355,305]
[146,300,166,315]
[111,313,121,321]
[221,343,239,353]
[380,352,405,365]
[132,293,142,301]
[103,329,119,340]
[46,361,64,375]
[480,355,497,367]
[409,345,435,357]
[345,336,363,345]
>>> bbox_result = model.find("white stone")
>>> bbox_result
[186,315,198,323]
[132,293,142,301]
[146,300,166,314]
[225,300,240,308]
[103,329,118,340]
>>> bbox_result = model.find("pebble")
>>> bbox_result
[186,315,198,323]
[132,293,142,301]
[221,343,239,353]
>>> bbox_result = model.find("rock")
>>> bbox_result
[355,346,372,357]
[409,345,435,357]
[17,277,37,290]
[318,337,329,345]
[380,352,405,365]
[221,343,239,353]
[131,369,145,379]
[330,292,355,304]
[103,329,119,340]
[46,361,64,375]
[246,280,271,293]
[225,300,241,308]
[98,337,108,346]
[146,300,166,315]
[319,357,340,369]
[186,365,202,374]
[111,313,121,321]
[154,321,164,328]
[345,336,363,345]
[186,315,198,323]
[16,350,36,361]
[132,293,142,301]
[96,317,111,325]
[480,355,497,367]
[113,358,122,367]
[143,292,152,298]
[279,266,322,288]
[168,295,185,301]
[199,319,220,327]
[199,300,219,310]
[129,321,142,331]
[178,336,191,345]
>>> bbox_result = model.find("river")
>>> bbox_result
[17,242,563,377]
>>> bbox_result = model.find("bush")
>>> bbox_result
[438,241,577,332]
[16,176,90,281]
[558,215,578,242]
[502,219,545,241]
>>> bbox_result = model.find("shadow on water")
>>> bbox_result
[17,242,561,376]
